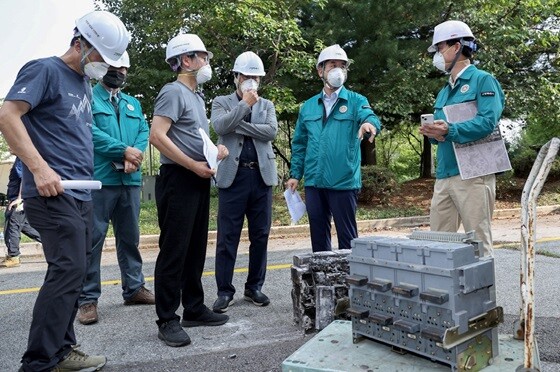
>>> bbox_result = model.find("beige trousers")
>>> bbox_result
[430,174,496,257]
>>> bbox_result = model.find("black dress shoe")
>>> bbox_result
[243,289,270,306]
[212,295,234,313]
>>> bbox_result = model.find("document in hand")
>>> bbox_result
[443,101,511,180]
[283,189,307,224]
[198,127,220,170]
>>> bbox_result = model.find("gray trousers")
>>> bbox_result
[79,186,144,305]
[3,206,41,256]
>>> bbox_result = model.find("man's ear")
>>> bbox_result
[454,42,462,54]
[179,54,190,70]
[73,38,85,54]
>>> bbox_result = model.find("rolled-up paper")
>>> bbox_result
[60,180,102,190]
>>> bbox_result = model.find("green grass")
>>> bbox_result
[87,190,425,238]
[10,180,559,240]
[129,192,424,237]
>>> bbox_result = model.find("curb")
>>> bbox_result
[15,205,560,259]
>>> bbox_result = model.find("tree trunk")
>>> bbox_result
[420,136,432,178]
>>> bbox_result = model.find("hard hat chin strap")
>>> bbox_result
[446,44,463,73]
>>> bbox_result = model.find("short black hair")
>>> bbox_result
[445,37,476,58]
[70,27,92,48]
[170,53,198,73]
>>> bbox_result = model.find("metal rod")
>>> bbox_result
[518,137,559,369]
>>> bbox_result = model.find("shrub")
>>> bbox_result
[495,170,521,200]
[510,142,560,181]
[359,165,400,205]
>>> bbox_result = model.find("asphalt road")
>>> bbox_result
[1,212,559,371]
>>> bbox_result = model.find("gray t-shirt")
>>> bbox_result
[153,81,209,164]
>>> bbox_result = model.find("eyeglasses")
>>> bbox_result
[195,53,209,63]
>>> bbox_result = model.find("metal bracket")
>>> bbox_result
[443,307,503,349]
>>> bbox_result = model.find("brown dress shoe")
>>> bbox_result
[124,286,155,305]
[77,303,98,325]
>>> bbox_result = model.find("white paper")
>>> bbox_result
[198,127,219,170]
[443,101,512,180]
[60,180,102,190]
[283,189,307,223]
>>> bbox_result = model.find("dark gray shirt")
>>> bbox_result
[153,81,209,164]
[5,57,94,201]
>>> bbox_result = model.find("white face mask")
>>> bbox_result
[79,41,109,80]
[84,62,110,80]
[196,64,212,84]
[240,78,259,92]
[326,67,347,88]
[432,52,448,73]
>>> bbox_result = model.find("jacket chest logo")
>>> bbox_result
[339,105,348,113]
[126,103,135,112]
[460,84,470,93]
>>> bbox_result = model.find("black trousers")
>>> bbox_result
[21,195,92,372]
[154,164,210,324]
[304,187,358,252]
[215,167,272,296]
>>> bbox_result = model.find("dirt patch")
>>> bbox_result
[384,177,560,214]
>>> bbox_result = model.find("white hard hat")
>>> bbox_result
[75,11,130,67]
[316,44,348,68]
[115,51,130,68]
[232,51,265,76]
[428,20,475,52]
[165,33,213,63]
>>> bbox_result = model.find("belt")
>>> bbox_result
[239,161,259,169]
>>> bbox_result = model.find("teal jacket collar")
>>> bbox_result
[449,65,477,87]
[93,82,120,101]
[316,86,349,104]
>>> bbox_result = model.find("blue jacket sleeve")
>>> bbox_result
[356,95,382,133]
[447,74,504,144]
[290,106,308,180]
[92,124,128,159]
[132,103,149,153]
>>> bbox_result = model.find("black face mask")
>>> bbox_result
[103,70,126,89]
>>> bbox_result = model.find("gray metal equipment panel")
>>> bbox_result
[346,234,502,372]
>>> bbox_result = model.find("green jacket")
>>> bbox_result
[432,65,505,179]
[290,86,381,190]
[91,83,149,186]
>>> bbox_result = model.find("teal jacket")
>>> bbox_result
[290,86,381,190]
[432,65,505,179]
[91,83,149,186]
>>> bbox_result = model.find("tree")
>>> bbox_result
[297,0,559,177]
[297,0,450,173]
[101,0,559,181]
[100,0,325,179]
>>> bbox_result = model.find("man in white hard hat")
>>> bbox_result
[78,51,153,326]
[420,20,505,257]
[150,33,229,347]
[286,44,382,252]
[210,51,278,313]
[0,10,129,372]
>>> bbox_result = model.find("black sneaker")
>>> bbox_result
[244,289,270,306]
[158,319,191,347]
[181,307,229,327]
[212,295,234,313]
